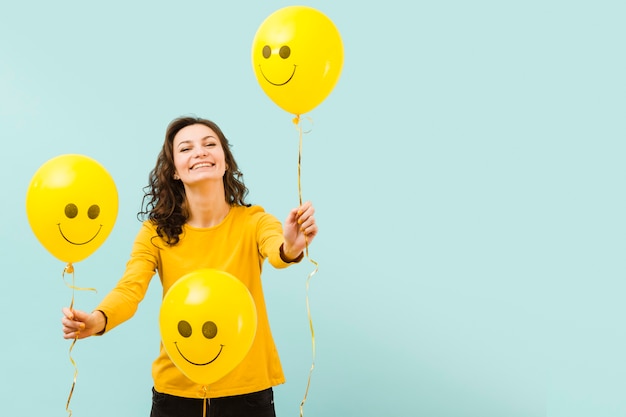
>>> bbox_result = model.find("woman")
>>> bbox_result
[61,116,317,417]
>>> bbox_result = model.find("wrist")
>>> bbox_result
[280,243,303,263]
[93,310,108,335]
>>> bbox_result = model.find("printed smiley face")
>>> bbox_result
[58,202,103,245]
[26,154,118,264]
[174,319,223,366]
[251,5,343,115]
[258,44,296,87]
[160,269,257,385]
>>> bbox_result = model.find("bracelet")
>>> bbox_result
[280,243,304,263]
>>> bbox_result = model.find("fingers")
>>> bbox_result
[296,201,314,217]
[299,216,317,237]
[296,202,314,225]
[62,307,74,320]
[61,307,86,339]
[283,202,318,255]
[296,202,317,239]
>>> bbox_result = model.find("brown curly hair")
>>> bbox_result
[138,116,249,245]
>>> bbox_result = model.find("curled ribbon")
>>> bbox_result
[62,263,97,417]
[293,116,319,417]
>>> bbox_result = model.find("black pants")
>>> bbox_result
[150,387,276,417]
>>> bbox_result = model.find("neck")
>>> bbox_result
[184,182,231,228]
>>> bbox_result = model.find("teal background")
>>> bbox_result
[1,1,624,416]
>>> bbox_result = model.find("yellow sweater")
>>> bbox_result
[97,205,297,398]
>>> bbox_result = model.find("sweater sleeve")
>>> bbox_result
[96,221,159,333]
[255,210,301,269]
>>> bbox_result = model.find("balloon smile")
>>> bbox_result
[57,223,102,245]
[259,64,297,86]
[175,342,224,366]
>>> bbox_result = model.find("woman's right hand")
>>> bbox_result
[61,308,106,340]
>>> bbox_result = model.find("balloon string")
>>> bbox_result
[299,264,317,417]
[293,116,319,417]
[202,386,209,417]
[61,263,97,417]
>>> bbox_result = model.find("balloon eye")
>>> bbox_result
[88,204,100,219]
[279,45,290,59]
[262,45,271,59]
[202,321,218,339]
[178,320,192,338]
[65,203,78,219]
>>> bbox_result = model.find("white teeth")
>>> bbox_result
[192,163,214,169]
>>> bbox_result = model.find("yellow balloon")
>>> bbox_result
[159,269,257,386]
[251,5,344,115]
[25,154,118,264]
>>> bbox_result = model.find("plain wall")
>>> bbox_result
[1,1,624,416]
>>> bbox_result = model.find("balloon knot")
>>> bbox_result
[292,115,300,125]
[65,263,74,274]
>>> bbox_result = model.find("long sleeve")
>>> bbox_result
[254,208,299,269]
[96,221,158,332]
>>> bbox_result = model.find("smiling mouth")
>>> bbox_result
[58,224,102,245]
[175,342,224,366]
[259,64,297,86]
[191,162,215,170]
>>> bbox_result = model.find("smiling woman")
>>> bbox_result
[171,123,229,193]
[60,116,319,417]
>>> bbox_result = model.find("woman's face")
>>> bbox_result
[172,123,227,186]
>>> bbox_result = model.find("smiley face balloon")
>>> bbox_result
[159,269,257,386]
[26,154,118,265]
[252,5,344,116]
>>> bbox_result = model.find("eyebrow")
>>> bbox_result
[176,135,218,147]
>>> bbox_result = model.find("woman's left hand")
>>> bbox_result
[283,201,318,260]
